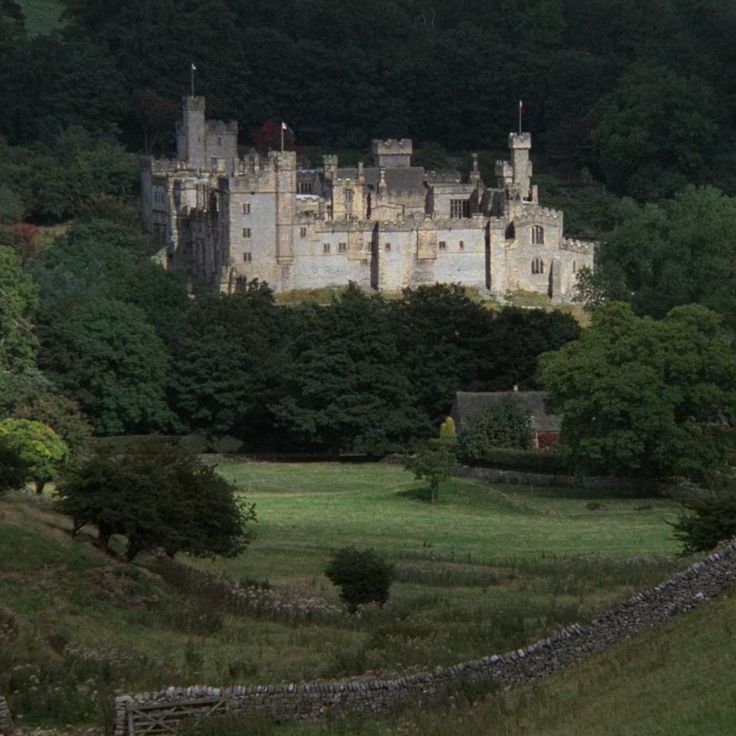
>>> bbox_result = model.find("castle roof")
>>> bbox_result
[336,166,426,195]
[451,391,561,433]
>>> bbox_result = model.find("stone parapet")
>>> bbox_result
[561,237,596,254]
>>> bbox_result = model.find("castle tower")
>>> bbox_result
[508,133,533,200]
[273,150,297,265]
[372,139,412,168]
[177,96,207,169]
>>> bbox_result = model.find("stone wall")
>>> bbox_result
[0,696,14,736]
[114,542,736,735]
[455,464,676,496]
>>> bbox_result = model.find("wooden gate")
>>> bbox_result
[123,696,229,736]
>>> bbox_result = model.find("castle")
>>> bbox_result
[140,97,595,300]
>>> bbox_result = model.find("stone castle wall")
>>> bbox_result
[114,542,736,735]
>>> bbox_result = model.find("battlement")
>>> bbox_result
[517,205,561,222]
[561,237,596,254]
[372,139,413,168]
[206,120,238,135]
[508,132,532,150]
[182,95,206,112]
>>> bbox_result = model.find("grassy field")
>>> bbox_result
[0,463,704,732]
[17,0,64,36]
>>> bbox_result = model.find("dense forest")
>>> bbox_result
[3,0,736,201]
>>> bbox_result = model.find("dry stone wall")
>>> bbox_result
[115,542,736,735]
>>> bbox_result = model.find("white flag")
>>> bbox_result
[281,122,288,131]
[191,63,197,71]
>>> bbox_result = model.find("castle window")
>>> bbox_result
[385,242,391,251]
[450,199,469,218]
[242,202,251,214]
[505,222,515,240]
[323,243,331,254]
[243,252,252,262]
[572,260,577,273]
[339,242,347,253]
[459,241,465,250]
[439,241,446,250]
[300,226,308,238]
[532,225,545,244]
[217,137,222,145]
[345,189,354,205]
[242,227,251,238]
[531,257,544,274]
[298,181,313,195]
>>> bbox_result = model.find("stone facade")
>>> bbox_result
[141,97,595,300]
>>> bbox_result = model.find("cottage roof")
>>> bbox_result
[451,391,561,433]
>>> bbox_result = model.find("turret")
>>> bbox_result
[177,96,207,169]
[508,133,532,200]
[372,139,412,168]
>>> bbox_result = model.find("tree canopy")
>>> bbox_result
[58,437,255,561]
[539,302,736,480]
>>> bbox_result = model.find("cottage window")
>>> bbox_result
[243,252,252,262]
[323,243,331,254]
[531,257,544,274]
[242,202,251,214]
[532,225,544,244]
[339,242,347,253]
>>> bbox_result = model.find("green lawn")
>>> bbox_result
[214,461,679,585]
[17,0,64,36]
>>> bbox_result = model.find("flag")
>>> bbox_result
[519,99,523,111]
[281,122,288,131]
[191,63,197,71]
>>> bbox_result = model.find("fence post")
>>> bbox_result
[113,696,132,736]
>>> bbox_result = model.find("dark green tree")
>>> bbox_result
[58,437,255,560]
[39,297,174,435]
[275,285,427,453]
[169,281,295,449]
[593,187,736,328]
[539,302,736,480]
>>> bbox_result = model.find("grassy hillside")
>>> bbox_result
[18,0,64,36]
[0,464,710,733]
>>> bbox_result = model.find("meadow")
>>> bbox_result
[0,462,703,732]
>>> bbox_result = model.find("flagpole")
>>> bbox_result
[191,64,196,97]
[281,123,284,153]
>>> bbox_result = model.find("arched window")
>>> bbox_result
[532,225,544,244]
[531,257,544,275]
[505,222,515,240]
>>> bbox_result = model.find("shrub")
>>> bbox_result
[325,547,396,613]
[672,486,736,555]
[460,447,571,474]
[404,438,457,503]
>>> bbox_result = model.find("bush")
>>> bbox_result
[404,438,457,503]
[672,487,736,555]
[460,447,571,475]
[325,547,396,613]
